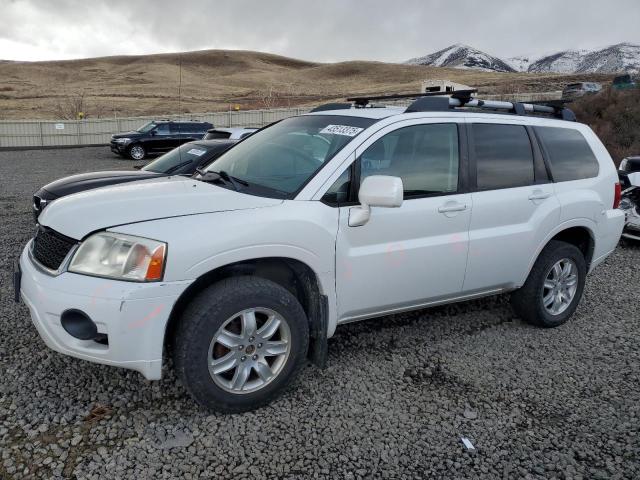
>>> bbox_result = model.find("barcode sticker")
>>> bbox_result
[319,125,364,137]
[187,148,207,157]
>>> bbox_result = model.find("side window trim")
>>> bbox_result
[353,122,467,202]
[526,125,551,184]
[528,126,555,183]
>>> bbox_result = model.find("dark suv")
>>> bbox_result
[110,120,213,160]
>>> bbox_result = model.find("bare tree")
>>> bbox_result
[53,91,107,119]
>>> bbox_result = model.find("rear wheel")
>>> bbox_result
[511,240,587,328]
[127,144,146,160]
[174,277,309,413]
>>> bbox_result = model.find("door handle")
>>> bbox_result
[528,192,551,201]
[438,203,467,213]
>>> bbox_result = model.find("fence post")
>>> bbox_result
[39,121,44,147]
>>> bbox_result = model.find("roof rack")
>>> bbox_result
[340,90,575,121]
[346,89,478,107]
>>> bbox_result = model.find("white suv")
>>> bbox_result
[16,93,624,412]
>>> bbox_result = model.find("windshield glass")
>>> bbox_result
[203,115,376,197]
[143,143,213,173]
[137,122,157,133]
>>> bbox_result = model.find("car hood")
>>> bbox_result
[37,170,162,200]
[112,131,141,139]
[38,176,283,239]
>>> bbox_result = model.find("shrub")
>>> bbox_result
[571,88,640,165]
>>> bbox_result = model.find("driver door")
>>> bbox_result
[333,120,472,322]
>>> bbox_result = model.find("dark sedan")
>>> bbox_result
[33,139,236,220]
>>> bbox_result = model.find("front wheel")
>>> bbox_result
[127,144,146,160]
[511,240,587,328]
[174,277,309,413]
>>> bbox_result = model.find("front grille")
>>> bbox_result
[32,227,77,271]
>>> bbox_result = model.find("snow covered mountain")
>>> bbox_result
[576,43,640,73]
[528,50,590,73]
[406,43,640,74]
[405,44,516,73]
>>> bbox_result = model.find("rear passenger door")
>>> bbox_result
[462,121,560,293]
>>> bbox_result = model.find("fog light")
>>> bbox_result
[60,309,98,340]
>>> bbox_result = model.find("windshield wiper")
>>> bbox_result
[195,168,248,191]
[162,160,193,175]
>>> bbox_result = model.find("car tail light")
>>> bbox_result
[613,182,622,209]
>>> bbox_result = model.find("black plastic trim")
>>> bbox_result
[60,309,99,341]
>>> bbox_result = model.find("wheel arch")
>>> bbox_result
[522,220,596,286]
[164,257,329,368]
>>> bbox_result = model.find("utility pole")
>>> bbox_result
[178,53,182,115]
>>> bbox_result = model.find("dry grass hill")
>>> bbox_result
[0,49,614,120]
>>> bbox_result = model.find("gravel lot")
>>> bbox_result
[1,147,639,479]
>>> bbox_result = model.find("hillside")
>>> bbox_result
[572,88,640,164]
[0,49,614,120]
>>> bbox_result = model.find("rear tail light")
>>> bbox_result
[613,182,622,209]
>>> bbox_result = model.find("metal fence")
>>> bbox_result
[0,92,564,149]
[0,107,310,149]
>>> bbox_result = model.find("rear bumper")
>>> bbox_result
[590,208,625,271]
[19,243,191,380]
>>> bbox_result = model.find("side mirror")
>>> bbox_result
[150,130,157,136]
[349,175,403,227]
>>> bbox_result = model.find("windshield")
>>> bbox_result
[143,143,215,173]
[137,122,157,133]
[203,115,376,197]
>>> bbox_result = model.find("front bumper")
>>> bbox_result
[110,141,128,154]
[18,243,191,380]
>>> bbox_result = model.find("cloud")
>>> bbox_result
[0,0,638,62]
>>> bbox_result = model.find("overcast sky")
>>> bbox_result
[1,0,639,62]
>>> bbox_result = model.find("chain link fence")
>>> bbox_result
[0,107,311,149]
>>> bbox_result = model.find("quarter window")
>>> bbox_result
[534,126,599,181]
[473,124,534,190]
[322,167,352,205]
[360,123,459,198]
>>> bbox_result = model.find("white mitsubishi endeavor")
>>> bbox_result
[16,92,624,412]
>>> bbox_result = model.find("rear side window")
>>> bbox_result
[473,124,534,190]
[534,126,599,182]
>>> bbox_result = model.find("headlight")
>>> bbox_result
[115,137,131,144]
[69,232,166,282]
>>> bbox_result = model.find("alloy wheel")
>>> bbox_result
[129,145,145,160]
[542,258,579,315]
[207,308,291,394]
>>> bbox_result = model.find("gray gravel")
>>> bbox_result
[1,147,639,479]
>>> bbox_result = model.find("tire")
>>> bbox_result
[174,277,309,413]
[511,240,587,328]
[127,144,146,160]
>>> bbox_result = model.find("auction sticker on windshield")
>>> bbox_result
[187,148,207,156]
[319,125,364,137]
